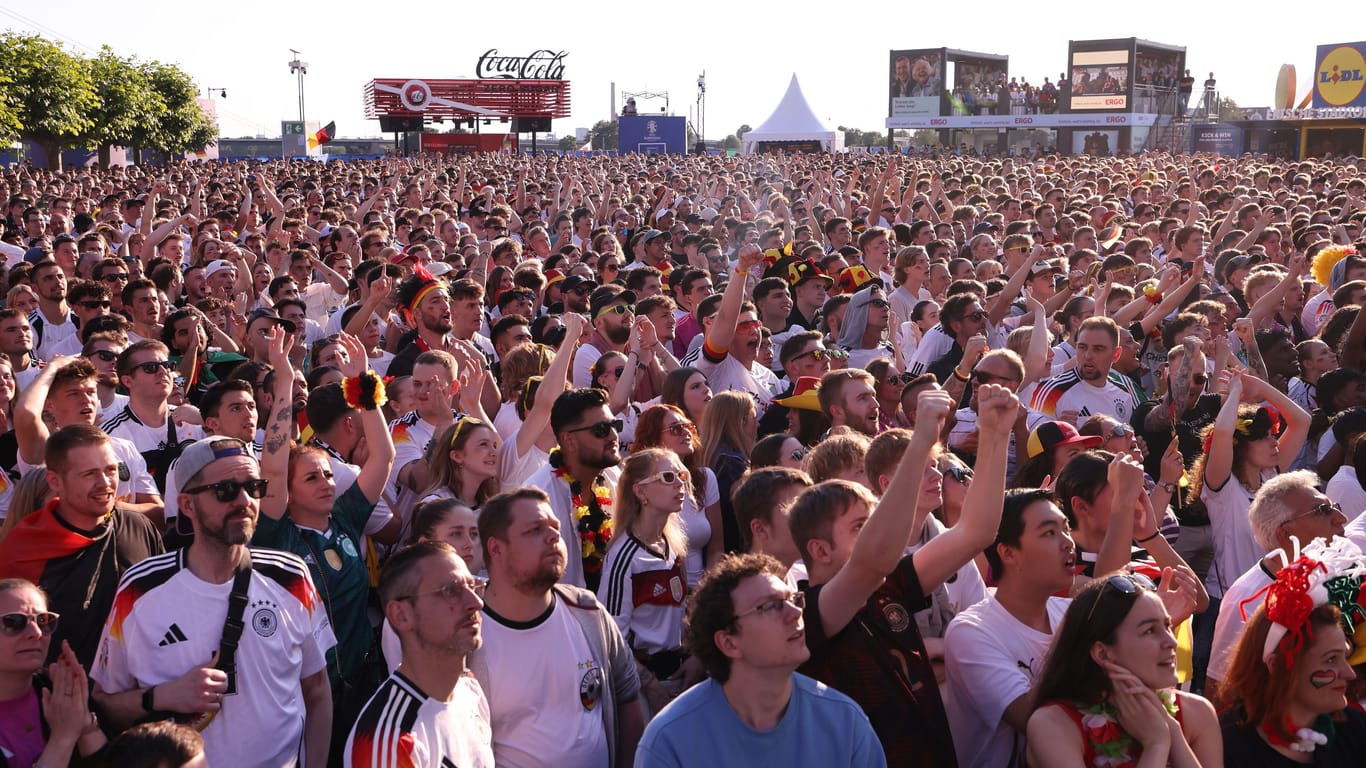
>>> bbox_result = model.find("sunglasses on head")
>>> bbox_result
[567,418,624,439]
[133,360,176,375]
[1085,572,1156,623]
[184,478,270,503]
[0,611,60,636]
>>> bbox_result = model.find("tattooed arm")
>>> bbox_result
[259,327,297,520]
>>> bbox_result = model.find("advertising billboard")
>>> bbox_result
[619,115,687,154]
[1313,42,1366,108]
[890,49,944,117]
[1069,49,1132,110]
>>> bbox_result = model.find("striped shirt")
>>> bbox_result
[345,670,493,768]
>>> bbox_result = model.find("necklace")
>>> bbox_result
[1078,689,1179,764]
[550,448,613,579]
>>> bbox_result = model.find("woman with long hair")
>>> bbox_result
[420,417,501,508]
[597,449,701,715]
[867,359,912,430]
[1050,295,1095,375]
[0,356,15,436]
[634,405,724,587]
[660,366,712,425]
[1027,571,1220,767]
[1219,540,1366,763]
[492,342,552,440]
[1012,420,1103,489]
[1193,372,1310,602]
[698,391,757,552]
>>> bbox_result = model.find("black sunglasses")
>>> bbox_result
[882,371,913,386]
[566,418,623,439]
[133,360,176,375]
[79,300,111,310]
[100,273,129,282]
[1085,573,1156,624]
[1,611,60,636]
[184,478,270,502]
[90,349,119,362]
[944,465,973,483]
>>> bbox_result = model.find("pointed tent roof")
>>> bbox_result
[743,74,842,153]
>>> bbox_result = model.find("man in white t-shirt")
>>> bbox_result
[389,350,465,495]
[346,541,493,768]
[693,243,772,414]
[92,438,335,768]
[944,488,1075,768]
[1206,470,1348,706]
[1029,316,1139,426]
[470,488,644,768]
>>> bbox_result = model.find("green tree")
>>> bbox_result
[0,32,98,169]
[133,60,215,159]
[558,134,578,151]
[0,67,19,141]
[588,120,618,150]
[911,129,939,147]
[85,47,160,168]
[1215,96,1242,121]
[723,134,741,150]
[736,124,752,140]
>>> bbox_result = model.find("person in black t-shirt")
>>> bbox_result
[790,384,1012,767]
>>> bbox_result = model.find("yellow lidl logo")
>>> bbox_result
[1316,45,1366,106]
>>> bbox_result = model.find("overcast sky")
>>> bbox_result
[1,1,1346,141]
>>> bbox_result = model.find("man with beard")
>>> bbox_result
[161,379,262,533]
[29,260,79,362]
[524,388,624,590]
[0,425,163,669]
[1028,316,1140,427]
[91,437,336,768]
[346,541,493,767]
[573,286,636,388]
[818,369,881,437]
[838,285,894,369]
[471,487,644,768]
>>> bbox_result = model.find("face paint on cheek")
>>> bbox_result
[1310,669,1338,689]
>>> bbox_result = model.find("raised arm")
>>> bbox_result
[816,387,950,637]
[987,245,1044,328]
[259,328,296,520]
[1242,373,1311,472]
[516,314,581,457]
[703,243,763,355]
[1246,254,1306,330]
[343,275,392,339]
[337,334,395,504]
[915,382,1014,592]
[13,355,76,465]
[1201,373,1242,492]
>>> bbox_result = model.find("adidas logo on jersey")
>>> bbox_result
[652,583,667,597]
[158,623,188,646]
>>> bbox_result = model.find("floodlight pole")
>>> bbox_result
[288,49,308,123]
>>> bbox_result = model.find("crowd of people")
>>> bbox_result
[0,146,1365,767]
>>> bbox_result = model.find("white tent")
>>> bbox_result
[742,74,844,154]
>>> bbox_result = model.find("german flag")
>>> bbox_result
[308,121,336,150]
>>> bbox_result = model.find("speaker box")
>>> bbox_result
[512,116,552,133]
[379,115,423,133]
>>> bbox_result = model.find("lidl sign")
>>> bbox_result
[1314,43,1366,108]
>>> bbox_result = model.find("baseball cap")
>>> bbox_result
[640,229,667,245]
[426,262,455,277]
[174,437,256,490]
[561,274,598,294]
[247,307,297,335]
[204,259,235,278]
[543,269,566,289]
[590,286,636,319]
[1030,260,1061,276]
[1025,421,1103,459]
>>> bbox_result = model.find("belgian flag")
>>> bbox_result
[308,121,336,150]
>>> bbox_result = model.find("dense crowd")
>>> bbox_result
[1,147,1366,767]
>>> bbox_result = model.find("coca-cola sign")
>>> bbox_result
[475,49,568,80]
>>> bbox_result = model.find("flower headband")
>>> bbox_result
[1249,536,1366,669]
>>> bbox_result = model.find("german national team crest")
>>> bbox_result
[253,608,278,637]
[579,664,604,711]
[669,575,684,603]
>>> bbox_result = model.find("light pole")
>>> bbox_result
[696,72,706,153]
[205,87,227,99]
[288,49,308,123]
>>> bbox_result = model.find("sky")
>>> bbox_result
[0,1,1349,143]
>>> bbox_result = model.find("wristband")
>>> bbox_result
[1136,531,1163,544]
[952,368,972,383]
[142,685,158,713]
[1157,481,1177,493]
[341,370,388,411]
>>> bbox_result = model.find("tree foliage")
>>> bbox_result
[723,134,741,150]
[0,31,215,168]
[588,120,618,150]
[0,32,97,166]
[557,135,578,151]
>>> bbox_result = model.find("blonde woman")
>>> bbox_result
[598,448,701,714]
[698,391,757,553]
[420,417,501,508]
